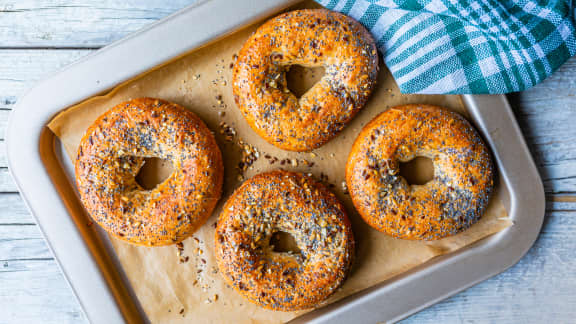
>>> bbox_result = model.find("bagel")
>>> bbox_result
[346,105,494,240]
[233,9,378,151]
[215,170,354,311]
[75,98,223,246]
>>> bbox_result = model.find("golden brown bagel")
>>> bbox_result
[75,98,223,246]
[346,105,494,240]
[233,9,379,152]
[215,170,354,311]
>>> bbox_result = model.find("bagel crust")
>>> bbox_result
[233,9,379,151]
[346,105,494,240]
[215,170,354,311]
[75,98,223,246]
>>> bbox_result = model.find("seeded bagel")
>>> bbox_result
[233,9,379,151]
[75,98,223,246]
[215,170,354,311]
[346,105,494,240]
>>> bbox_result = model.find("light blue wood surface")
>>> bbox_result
[0,1,575,323]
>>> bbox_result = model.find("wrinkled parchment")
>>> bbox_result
[47,2,512,322]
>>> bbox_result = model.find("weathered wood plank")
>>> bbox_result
[0,49,92,108]
[0,225,52,261]
[0,110,8,139]
[0,141,7,168]
[0,259,85,324]
[0,193,34,225]
[508,57,576,194]
[0,168,18,192]
[0,0,197,48]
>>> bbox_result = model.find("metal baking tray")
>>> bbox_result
[6,0,545,322]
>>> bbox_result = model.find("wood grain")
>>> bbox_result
[0,50,92,108]
[509,58,576,195]
[0,1,574,323]
[0,0,195,48]
[0,193,35,224]
[1,259,85,324]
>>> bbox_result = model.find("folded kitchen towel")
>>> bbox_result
[316,0,576,94]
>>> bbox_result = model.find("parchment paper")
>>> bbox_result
[48,2,512,322]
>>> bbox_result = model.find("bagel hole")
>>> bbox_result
[286,65,325,98]
[399,156,434,185]
[270,231,301,255]
[135,157,174,190]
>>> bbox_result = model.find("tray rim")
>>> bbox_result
[6,0,545,323]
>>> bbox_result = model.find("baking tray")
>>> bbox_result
[6,0,545,323]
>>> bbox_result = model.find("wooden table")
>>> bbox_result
[1,1,574,323]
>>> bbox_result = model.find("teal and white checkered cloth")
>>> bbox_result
[316,0,576,94]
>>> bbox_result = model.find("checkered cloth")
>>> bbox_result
[316,0,576,94]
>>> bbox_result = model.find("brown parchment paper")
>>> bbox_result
[47,2,512,323]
